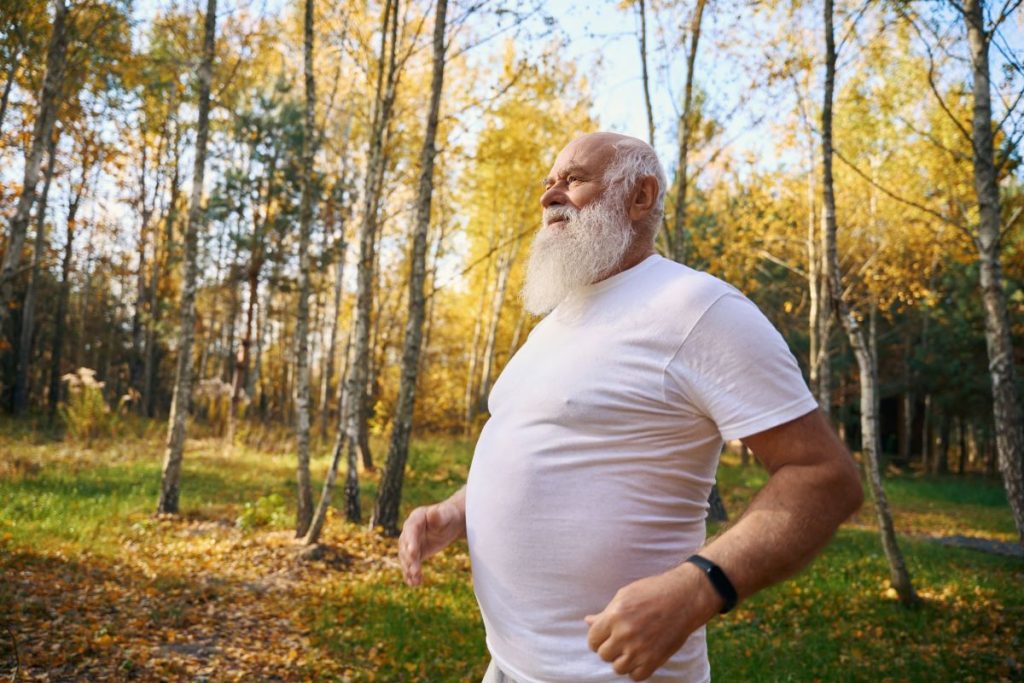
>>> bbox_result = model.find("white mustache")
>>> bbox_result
[543,206,578,226]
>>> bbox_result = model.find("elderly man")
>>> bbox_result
[398,132,863,682]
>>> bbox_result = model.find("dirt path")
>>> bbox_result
[924,534,1023,558]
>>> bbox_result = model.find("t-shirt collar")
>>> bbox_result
[564,253,661,300]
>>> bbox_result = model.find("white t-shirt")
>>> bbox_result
[465,255,818,683]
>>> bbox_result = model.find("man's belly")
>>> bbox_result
[465,417,715,682]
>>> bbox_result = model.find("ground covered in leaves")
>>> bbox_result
[1,422,1021,682]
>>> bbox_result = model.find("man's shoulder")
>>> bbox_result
[642,257,739,310]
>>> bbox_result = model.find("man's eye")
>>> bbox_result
[568,176,580,184]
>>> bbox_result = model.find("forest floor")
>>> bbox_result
[1,419,1022,682]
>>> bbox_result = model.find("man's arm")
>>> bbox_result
[585,410,863,681]
[398,486,467,587]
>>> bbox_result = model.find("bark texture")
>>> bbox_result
[297,0,393,539]
[342,0,400,522]
[371,0,448,536]
[636,0,655,146]
[0,0,68,343]
[821,0,918,604]
[13,131,58,413]
[293,0,317,537]
[48,171,86,417]
[669,0,706,263]
[156,0,217,514]
[964,0,1024,547]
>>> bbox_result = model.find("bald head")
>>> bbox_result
[541,132,666,243]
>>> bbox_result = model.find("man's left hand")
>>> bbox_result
[584,563,721,681]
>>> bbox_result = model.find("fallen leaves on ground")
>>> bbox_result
[1,515,397,681]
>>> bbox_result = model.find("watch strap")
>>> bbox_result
[686,554,738,614]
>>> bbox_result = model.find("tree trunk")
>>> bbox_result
[293,0,318,537]
[371,0,448,536]
[13,130,58,413]
[47,176,87,419]
[804,137,832,419]
[0,50,20,136]
[963,0,1024,548]
[157,0,217,515]
[130,126,166,409]
[144,123,183,418]
[226,252,260,444]
[636,0,655,146]
[899,337,913,465]
[476,242,517,412]
[669,0,706,264]
[822,0,918,605]
[958,417,968,475]
[463,258,491,436]
[323,0,399,528]
[0,0,68,343]
[304,415,345,545]
[342,0,400,522]
[48,203,78,418]
[506,303,526,360]
[319,238,347,438]
[937,416,950,475]
[920,393,932,471]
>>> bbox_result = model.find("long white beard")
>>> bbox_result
[521,194,634,316]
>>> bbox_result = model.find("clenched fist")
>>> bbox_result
[584,563,722,681]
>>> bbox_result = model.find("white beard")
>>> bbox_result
[521,193,634,316]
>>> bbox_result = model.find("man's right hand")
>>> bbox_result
[398,487,467,587]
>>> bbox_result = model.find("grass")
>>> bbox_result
[1,421,1022,682]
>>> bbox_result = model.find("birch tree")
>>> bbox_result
[0,0,68,346]
[12,131,58,413]
[293,0,318,538]
[669,0,707,263]
[821,0,918,605]
[960,0,1024,547]
[371,0,449,537]
[305,0,401,537]
[157,0,217,515]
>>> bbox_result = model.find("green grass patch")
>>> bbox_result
[2,420,1021,681]
[307,542,486,682]
[709,528,1022,682]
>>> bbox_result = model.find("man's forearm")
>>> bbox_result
[696,457,862,604]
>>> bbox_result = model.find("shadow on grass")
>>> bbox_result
[882,473,1010,508]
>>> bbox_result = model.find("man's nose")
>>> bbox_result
[540,185,565,208]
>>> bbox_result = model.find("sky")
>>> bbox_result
[129,0,734,171]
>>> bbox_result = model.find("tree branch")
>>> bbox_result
[896,114,971,163]
[904,8,975,148]
[991,0,1023,30]
[832,145,965,235]
[427,225,533,300]
[758,249,806,278]
[836,0,873,57]
[1000,203,1024,241]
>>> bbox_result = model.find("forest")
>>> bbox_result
[1,0,1022,680]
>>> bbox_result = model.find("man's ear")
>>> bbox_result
[627,175,659,224]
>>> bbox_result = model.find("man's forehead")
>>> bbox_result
[548,134,621,176]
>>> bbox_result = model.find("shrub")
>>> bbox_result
[60,368,118,443]
[193,378,240,436]
[236,493,288,530]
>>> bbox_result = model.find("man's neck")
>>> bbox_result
[597,240,656,283]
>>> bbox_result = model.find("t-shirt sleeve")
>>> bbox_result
[663,292,819,441]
